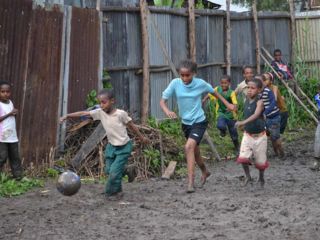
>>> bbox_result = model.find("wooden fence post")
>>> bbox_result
[226,0,231,75]
[140,0,150,124]
[252,0,260,74]
[289,0,296,64]
[188,0,196,61]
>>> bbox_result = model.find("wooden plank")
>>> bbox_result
[188,0,196,61]
[252,0,261,74]
[71,123,106,168]
[140,0,150,124]
[161,161,177,180]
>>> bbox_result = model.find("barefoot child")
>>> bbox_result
[60,89,149,200]
[160,59,235,193]
[235,78,269,187]
[260,74,284,157]
[0,81,23,179]
[203,75,239,151]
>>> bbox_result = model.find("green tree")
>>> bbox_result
[232,0,289,11]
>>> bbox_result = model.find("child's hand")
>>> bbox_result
[10,109,18,116]
[227,104,236,112]
[235,121,244,128]
[165,110,177,119]
[59,116,67,123]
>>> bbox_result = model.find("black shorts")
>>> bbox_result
[182,120,208,145]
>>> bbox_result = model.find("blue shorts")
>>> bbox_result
[182,120,208,145]
[266,115,281,141]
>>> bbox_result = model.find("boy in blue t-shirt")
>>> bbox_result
[160,60,235,193]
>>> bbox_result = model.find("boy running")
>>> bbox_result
[235,78,268,187]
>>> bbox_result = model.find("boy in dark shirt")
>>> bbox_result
[235,78,268,187]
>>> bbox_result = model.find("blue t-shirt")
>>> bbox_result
[162,77,214,125]
[315,93,320,111]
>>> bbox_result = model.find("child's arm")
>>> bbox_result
[213,92,236,111]
[272,86,278,101]
[126,121,150,144]
[0,108,18,122]
[60,111,91,123]
[235,100,264,128]
[202,94,211,106]
[230,91,238,111]
[160,99,177,119]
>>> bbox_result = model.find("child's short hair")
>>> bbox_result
[242,65,253,74]
[98,89,114,100]
[274,49,282,55]
[0,81,11,88]
[178,59,197,73]
[221,75,231,82]
[249,77,263,89]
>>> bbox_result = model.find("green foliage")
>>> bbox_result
[86,89,98,108]
[0,173,43,197]
[147,117,182,137]
[195,0,205,9]
[232,0,289,11]
[143,148,163,174]
[46,168,59,178]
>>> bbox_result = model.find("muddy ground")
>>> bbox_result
[1,130,320,240]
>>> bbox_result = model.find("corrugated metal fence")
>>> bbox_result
[296,15,320,81]
[102,6,292,119]
[0,0,101,166]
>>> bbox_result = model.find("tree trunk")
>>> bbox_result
[226,0,231,75]
[188,0,196,61]
[252,0,260,74]
[140,0,150,124]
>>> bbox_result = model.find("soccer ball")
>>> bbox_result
[56,171,81,196]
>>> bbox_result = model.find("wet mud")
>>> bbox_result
[1,131,320,240]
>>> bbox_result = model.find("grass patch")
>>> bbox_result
[0,173,44,198]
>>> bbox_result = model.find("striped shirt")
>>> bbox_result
[260,87,280,118]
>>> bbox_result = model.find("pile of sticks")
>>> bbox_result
[63,120,181,179]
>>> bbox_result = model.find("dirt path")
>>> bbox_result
[1,132,320,240]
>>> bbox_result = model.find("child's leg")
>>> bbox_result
[0,143,8,173]
[8,143,23,179]
[217,116,227,137]
[237,133,253,185]
[311,123,320,170]
[194,144,210,186]
[253,133,269,187]
[185,138,197,192]
[280,111,289,134]
[227,119,239,151]
[241,164,252,186]
[266,116,283,156]
[104,142,132,196]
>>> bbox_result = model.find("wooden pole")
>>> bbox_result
[188,0,196,61]
[140,0,150,124]
[226,0,231,75]
[252,0,261,74]
[260,53,318,124]
[289,0,296,65]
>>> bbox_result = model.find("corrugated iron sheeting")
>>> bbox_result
[296,18,320,80]
[68,7,100,112]
[0,0,32,124]
[20,7,63,165]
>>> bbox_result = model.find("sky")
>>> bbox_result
[207,0,249,12]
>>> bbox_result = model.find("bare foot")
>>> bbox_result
[186,184,195,193]
[241,177,253,187]
[200,171,211,187]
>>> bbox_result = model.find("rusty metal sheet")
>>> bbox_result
[68,7,100,112]
[19,7,64,165]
